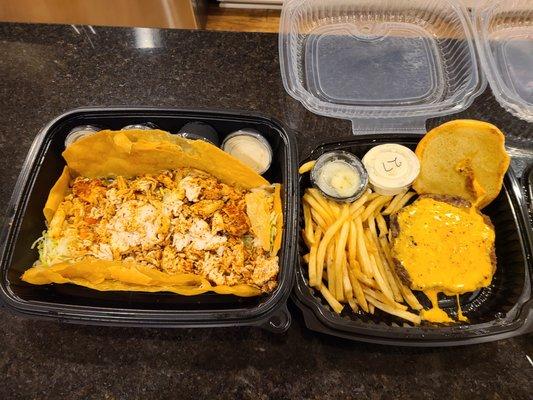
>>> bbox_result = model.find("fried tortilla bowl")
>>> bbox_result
[22,129,283,297]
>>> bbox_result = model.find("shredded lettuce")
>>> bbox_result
[242,235,254,250]
[30,232,45,250]
[269,212,278,247]
[33,230,71,266]
[32,231,49,265]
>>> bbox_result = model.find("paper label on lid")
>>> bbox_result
[362,144,420,190]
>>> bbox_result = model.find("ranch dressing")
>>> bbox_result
[222,130,272,174]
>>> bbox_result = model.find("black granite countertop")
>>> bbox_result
[0,22,532,400]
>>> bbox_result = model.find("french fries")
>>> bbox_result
[360,195,392,221]
[382,190,416,215]
[298,160,316,174]
[303,194,334,225]
[375,212,388,237]
[307,228,321,287]
[300,186,424,325]
[348,298,358,313]
[366,295,421,325]
[320,285,343,314]
[342,259,353,301]
[303,203,314,245]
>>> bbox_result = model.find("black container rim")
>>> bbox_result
[0,106,298,330]
[293,134,533,346]
[292,294,533,347]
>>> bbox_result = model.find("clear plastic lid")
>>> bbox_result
[279,0,486,134]
[475,0,533,123]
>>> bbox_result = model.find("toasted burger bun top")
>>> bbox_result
[413,120,510,209]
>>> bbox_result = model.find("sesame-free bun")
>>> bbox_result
[413,120,510,209]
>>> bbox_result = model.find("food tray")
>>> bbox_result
[0,107,298,332]
[293,135,533,346]
[279,0,486,134]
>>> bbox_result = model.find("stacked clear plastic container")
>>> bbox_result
[475,0,533,128]
[279,0,486,134]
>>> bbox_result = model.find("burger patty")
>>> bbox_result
[390,194,497,289]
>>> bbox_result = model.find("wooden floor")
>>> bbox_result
[205,5,280,33]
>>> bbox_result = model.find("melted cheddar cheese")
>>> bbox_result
[393,197,495,323]
[421,290,453,323]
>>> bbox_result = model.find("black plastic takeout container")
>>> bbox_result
[294,135,533,346]
[2,108,532,346]
[0,107,298,332]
